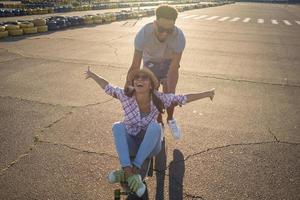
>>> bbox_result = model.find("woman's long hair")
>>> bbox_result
[125,86,165,114]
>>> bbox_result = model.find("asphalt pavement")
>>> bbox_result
[0,2,299,200]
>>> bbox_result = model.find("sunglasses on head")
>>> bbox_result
[156,24,174,34]
[134,74,149,81]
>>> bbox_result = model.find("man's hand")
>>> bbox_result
[124,80,132,89]
[125,49,142,88]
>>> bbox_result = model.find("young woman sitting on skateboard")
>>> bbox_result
[84,67,215,197]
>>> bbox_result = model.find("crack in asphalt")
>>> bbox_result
[121,19,141,27]
[0,48,24,63]
[0,95,74,108]
[0,95,114,109]
[3,48,299,88]
[171,140,299,168]
[103,34,133,43]
[103,43,119,59]
[0,153,30,176]
[184,193,206,200]
[268,128,279,142]
[42,111,73,129]
[182,72,300,88]
[83,98,114,107]
[151,139,300,199]
[0,136,40,175]
[0,97,114,175]
[0,57,24,64]
[1,133,299,198]
[155,170,206,200]
[0,136,118,176]
[0,48,126,70]
[36,139,118,159]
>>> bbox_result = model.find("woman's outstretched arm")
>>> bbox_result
[84,66,108,89]
[156,88,215,108]
[186,88,215,103]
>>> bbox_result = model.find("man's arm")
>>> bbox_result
[125,49,143,87]
[166,52,182,93]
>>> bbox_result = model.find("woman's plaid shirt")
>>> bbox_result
[105,84,187,136]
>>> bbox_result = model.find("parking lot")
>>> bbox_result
[0,2,299,200]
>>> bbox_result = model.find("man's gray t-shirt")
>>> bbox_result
[134,23,186,64]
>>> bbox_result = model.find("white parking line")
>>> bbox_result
[243,18,251,23]
[271,19,279,25]
[178,14,188,17]
[258,19,264,24]
[218,17,230,21]
[283,20,292,25]
[205,16,219,20]
[183,15,198,19]
[179,14,299,27]
[193,15,208,19]
[230,17,240,22]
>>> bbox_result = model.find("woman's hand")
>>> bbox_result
[209,88,215,101]
[84,66,94,80]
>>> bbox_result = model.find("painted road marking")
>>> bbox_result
[258,19,264,24]
[193,15,208,19]
[183,15,198,19]
[243,18,251,23]
[230,17,240,22]
[283,20,291,25]
[179,14,189,17]
[271,19,279,24]
[205,16,219,20]
[218,16,230,21]
[179,14,299,27]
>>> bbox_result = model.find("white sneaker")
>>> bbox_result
[168,119,181,140]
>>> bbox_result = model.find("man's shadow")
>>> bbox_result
[154,140,185,200]
[169,149,185,200]
[154,138,167,200]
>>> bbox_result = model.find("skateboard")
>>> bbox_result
[113,157,153,200]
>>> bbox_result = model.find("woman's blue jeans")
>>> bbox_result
[112,121,162,169]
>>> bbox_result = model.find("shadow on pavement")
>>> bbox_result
[154,138,167,200]
[154,139,185,200]
[169,149,185,200]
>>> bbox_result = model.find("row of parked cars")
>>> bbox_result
[0,8,155,39]
[0,2,231,39]
[45,10,150,31]
[0,1,208,18]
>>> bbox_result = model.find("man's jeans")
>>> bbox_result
[112,121,162,169]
